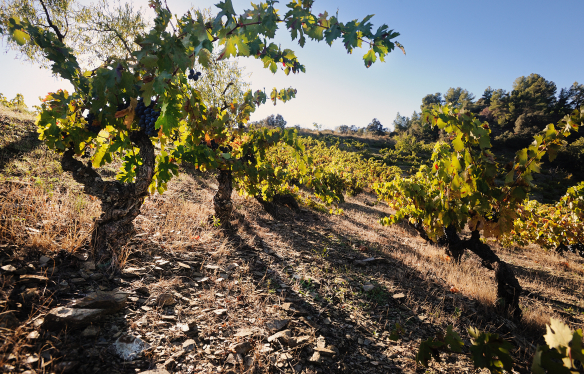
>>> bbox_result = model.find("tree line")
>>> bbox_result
[393,74,584,146]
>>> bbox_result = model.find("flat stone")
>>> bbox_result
[182,339,197,352]
[44,307,104,330]
[70,278,86,284]
[18,275,49,284]
[81,325,99,337]
[194,277,209,283]
[39,255,51,266]
[156,293,175,307]
[313,347,336,357]
[83,261,96,271]
[234,327,259,337]
[225,353,240,365]
[72,251,89,261]
[163,358,177,370]
[281,302,292,311]
[363,284,375,292]
[176,322,189,332]
[121,267,146,278]
[89,273,103,281]
[226,263,239,271]
[1,265,17,273]
[69,291,127,313]
[229,341,252,355]
[295,336,311,345]
[186,318,198,331]
[112,334,151,361]
[265,319,289,332]
[268,329,293,345]
[309,351,321,363]
[138,370,170,374]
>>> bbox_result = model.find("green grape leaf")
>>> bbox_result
[505,170,515,185]
[12,29,30,46]
[197,48,212,68]
[444,325,464,353]
[452,133,464,152]
[468,327,513,374]
[517,149,528,166]
[141,55,158,68]
[363,49,376,68]
[416,338,444,367]
[92,143,110,168]
[531,345,573,374]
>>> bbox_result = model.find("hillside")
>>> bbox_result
[1,107,584,374]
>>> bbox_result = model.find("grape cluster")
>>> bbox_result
[85,112,100,134]
[135,98,160,137]
[188,69,202,81]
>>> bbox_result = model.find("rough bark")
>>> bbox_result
[407,220,522,319]
[61,132,154,261]
[213,168,233,228]
[447,228,523,319]
[443,225,466,262]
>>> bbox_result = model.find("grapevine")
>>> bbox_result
[374,105,582,317]
[501,181,584,256]
[5,0,404,259]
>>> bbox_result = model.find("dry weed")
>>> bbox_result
[0,183,100,252]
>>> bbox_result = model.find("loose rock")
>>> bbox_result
[229,341,252,355]
[2,264,17,273]
[81,325,99,338]
[363,284,375,292]
[112,334,151,361]
[156,293,175,307]
[265,319,289,332]
[268,329,293,345]
[182,339,197,352]
[44,307,104,330]
[69,291,128,312]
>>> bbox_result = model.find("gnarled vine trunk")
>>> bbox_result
[213,168,233,229]
[408,220,522,319]
[444,226,522,319]
[61,132,155,262]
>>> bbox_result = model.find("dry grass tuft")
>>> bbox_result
[0,183,100,252]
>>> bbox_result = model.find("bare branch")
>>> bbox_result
[38,0,65,42]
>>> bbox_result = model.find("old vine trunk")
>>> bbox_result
[444,226,522,319]
[409,220,523,319]
[61,132,155,262]
[213,168,233,228]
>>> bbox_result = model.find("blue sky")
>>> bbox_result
[1,0,583,130]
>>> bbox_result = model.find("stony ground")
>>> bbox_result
[1,108,583,374]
